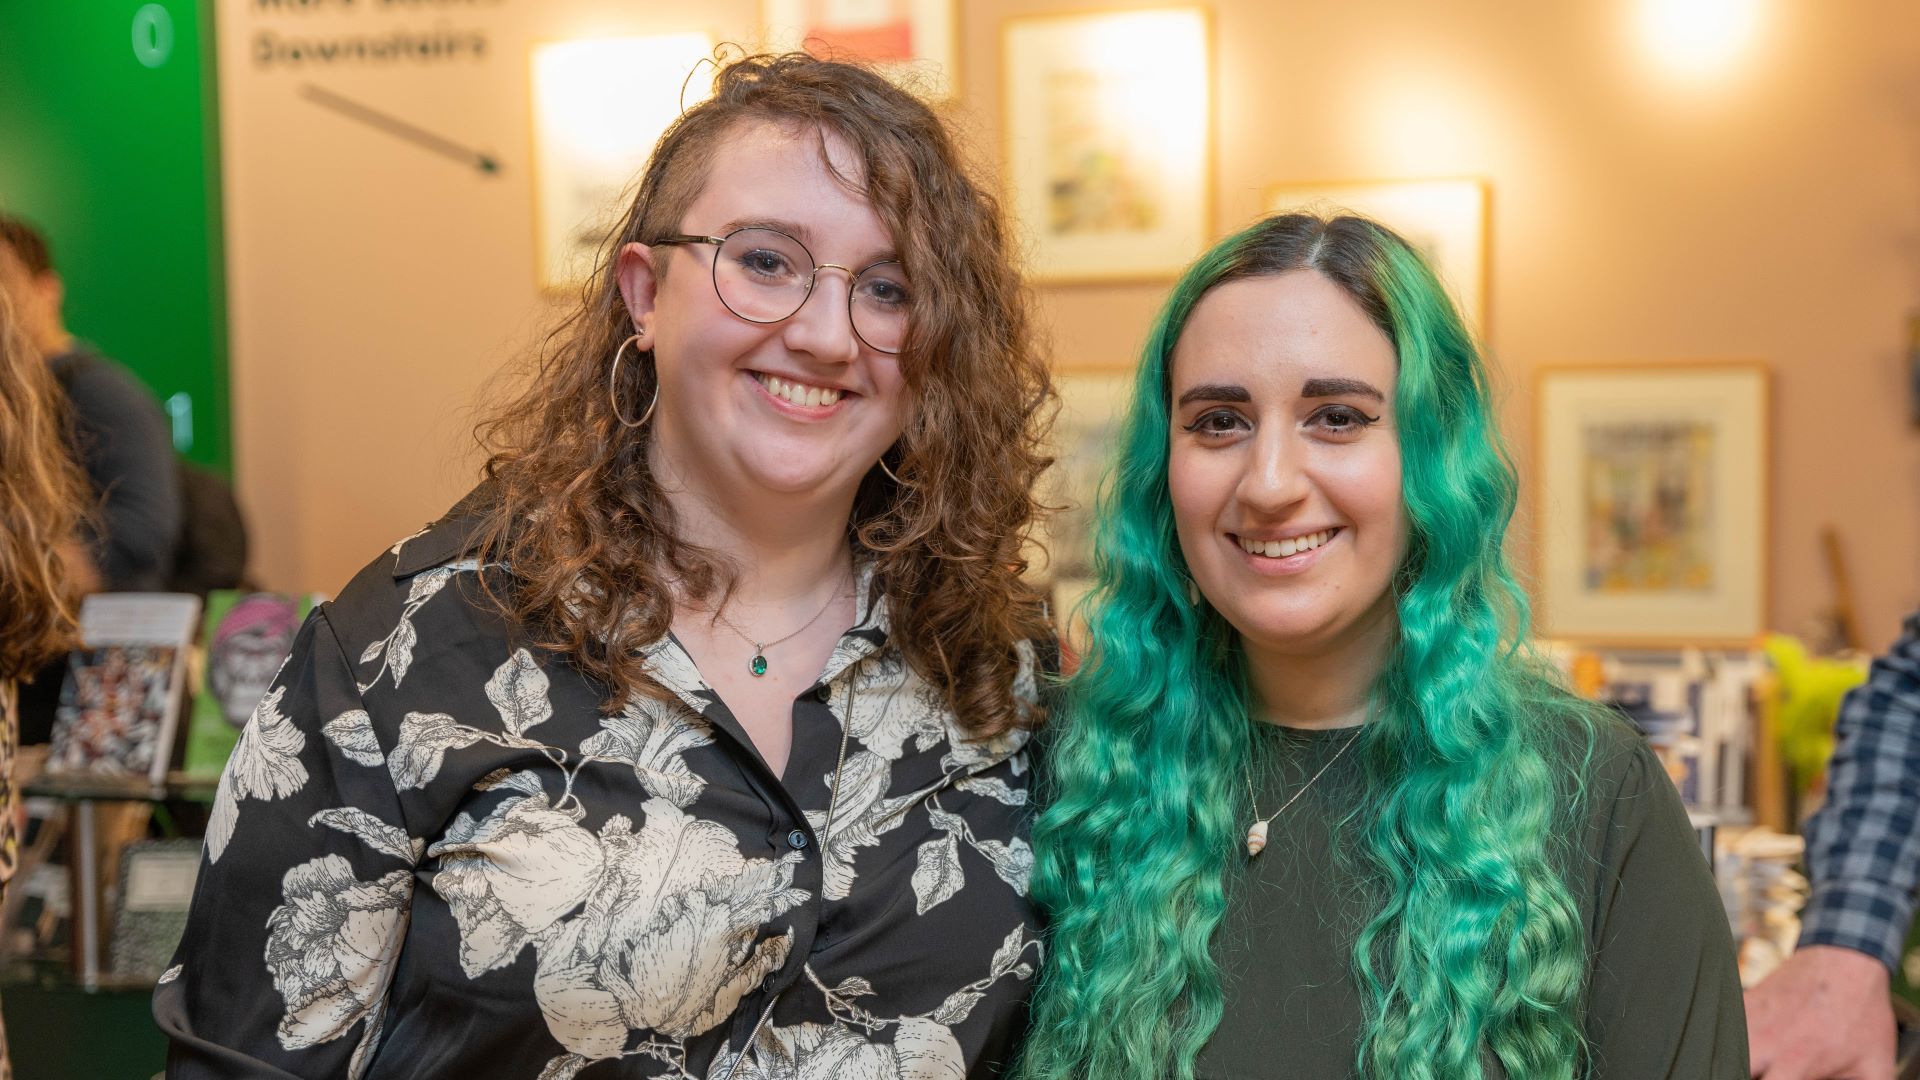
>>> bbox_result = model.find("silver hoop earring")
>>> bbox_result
[608,332,658,430]
[877,455,903,485]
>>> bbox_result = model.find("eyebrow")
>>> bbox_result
[1175,383,1252,407]
[717,217,899,264]
[718,217,815,244]
[1300,377,1385,402]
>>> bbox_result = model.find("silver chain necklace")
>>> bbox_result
[1244,726,1362,857]
[709,574,852,678]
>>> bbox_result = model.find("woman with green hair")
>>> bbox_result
[1020,213,1745,1079]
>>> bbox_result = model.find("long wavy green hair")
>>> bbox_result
[1022,213,1605,1080]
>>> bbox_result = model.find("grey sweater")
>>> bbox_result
[50,343,181,591]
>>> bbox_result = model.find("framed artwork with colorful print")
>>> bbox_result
[1002,8,1212,283]
[1535,362,1769,646]
[762,0,959,99]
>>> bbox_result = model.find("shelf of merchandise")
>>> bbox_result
[15,774,216,992]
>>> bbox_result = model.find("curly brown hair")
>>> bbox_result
[0,286,85,680]
[471,51,1055,738]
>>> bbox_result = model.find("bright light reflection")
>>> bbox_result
[1003,8,1209,280]
[1062,11,1209,171]
[1636,0,1764,79]
[531,33,714,288]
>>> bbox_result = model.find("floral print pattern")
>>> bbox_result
[429,791,603,978]
[156,511,1043,1080]
[579,697,715,809]
[713,926,1041,1080]
[533,799,808,1073]
[263,856,409,1054]
[207,684,309,863]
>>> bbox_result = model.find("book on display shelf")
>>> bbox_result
[182,590,320,778]
[1572,646,1758,822]
[106,838,200,980]
[46,593,202,788]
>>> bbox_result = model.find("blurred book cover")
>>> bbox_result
[47,594,202,787]
[1585,648,1756,821]
[183,591,317,778]
[107,839,200,980]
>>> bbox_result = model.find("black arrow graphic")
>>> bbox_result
[299,83,501,175]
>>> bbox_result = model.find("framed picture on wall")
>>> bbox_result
[1035,368,1137,652]
[1535,362,1770,646]
[529,34,715,292]
[762,0,958,99]
[1002,8,1211,284]
[1264,178,1489,335]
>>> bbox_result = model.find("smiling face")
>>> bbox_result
[1167,269,1410,660]
[616,120,909,503]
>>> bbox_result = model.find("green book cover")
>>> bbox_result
[183,591,316,777]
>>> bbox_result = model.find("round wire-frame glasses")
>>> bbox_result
[651,226,910,355]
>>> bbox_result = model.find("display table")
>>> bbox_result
[12,773,215,991]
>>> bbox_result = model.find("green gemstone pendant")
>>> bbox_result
[749,654,769,677]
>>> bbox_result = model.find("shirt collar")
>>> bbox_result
[639,558,891,707]
[390,487,897,704]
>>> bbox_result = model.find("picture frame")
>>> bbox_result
[529,33,715,293]
[1035,367,1138,652]
[762,0,959,100]
[1002,8,1212,284]
[1264,178,1490,336]
[1534,362,1770,646]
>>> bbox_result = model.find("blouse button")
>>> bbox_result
[813,684,833,703]
[787,829,810,851]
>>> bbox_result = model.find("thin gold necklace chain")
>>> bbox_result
[1247,725,1364,826]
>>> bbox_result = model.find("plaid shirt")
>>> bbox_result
[1799,609,1920,970]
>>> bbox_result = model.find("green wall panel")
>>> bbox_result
[0,0,229,472]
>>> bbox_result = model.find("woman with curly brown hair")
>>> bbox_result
[158,52,1055,1080]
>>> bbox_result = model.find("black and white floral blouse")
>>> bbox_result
[154,507,1044,1080]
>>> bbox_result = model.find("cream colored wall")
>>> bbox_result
[224,1,1920,651]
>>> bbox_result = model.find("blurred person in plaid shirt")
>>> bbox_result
[1746,612,1920,1079]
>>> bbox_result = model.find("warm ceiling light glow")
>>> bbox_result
[1637,0,1764,79]
[1355,81,1486,175]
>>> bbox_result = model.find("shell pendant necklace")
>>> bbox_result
[711,575,851,677]
[1244,725,1363,857]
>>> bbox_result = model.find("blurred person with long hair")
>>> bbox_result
[0,277,89,1078]
[0,215,179,596]
[156,52,1054,1079]
[1019,214,1746,1080]
[1,214,186,753]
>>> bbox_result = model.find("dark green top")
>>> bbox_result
[1196,718,1748,1079]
